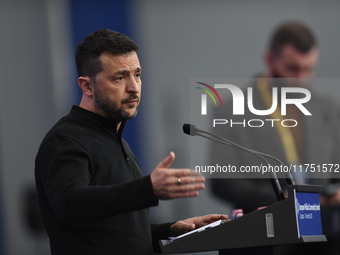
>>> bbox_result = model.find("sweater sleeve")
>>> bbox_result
[35,135,159,225]
[150,223,174,253]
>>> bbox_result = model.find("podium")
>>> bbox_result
[160,185,326,254]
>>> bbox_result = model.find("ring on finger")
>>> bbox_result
[177,178,181,185]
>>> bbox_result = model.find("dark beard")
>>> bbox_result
[272,70,283,79]
[94,88,139,122]
[95,98,138,122]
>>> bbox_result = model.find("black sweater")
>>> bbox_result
[35,106,171,255]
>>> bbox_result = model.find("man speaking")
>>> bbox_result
[35,29,225,255]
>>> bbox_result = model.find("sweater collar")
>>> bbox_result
[70,105,127,136]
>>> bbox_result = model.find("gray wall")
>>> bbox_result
[1,0,340,254]
[0,0,73,254]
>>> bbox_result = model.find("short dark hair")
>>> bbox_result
[75,29,139,79]
[269,22,317,56]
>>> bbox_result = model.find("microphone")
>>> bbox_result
[182,123,294,201]
[183,123,295,185]
[182,123,196,136]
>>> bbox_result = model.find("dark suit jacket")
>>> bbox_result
[209,80,340,213]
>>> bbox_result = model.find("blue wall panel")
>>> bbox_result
[69,0,142,167]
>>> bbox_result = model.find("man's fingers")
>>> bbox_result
[172,169,203,178]
[178,221,195,231]
[169,190,200,199]
[170,214,229,237]
[165,174,205,199]
[151,154,206,200]
[173,176,205,186]
[175,183,205,192]
[200,214,228,223]
[167,183,206,198]
[156,151,175,169]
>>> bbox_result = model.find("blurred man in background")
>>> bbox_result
[210,21,340,254]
